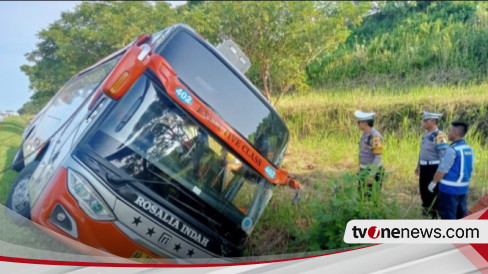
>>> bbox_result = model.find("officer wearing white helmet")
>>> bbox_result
[355,110,384,195]
[415,111,449,218]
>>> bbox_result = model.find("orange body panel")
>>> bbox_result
[101,45,151,100]
[30,168,168,263]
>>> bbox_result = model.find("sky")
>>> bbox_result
[0,1,184,112]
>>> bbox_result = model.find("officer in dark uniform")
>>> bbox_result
[355,110,384,196]
[415,111,449,218]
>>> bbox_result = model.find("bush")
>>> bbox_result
[307,2,488,88]
[296,171,399,250]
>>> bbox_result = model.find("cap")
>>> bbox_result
[423,111,443,120]
[354,110,376,121]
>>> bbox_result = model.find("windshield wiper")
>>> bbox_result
[105,173,225,252]
[77,149,225,231]
[105,173,205,208]
[167,195,221,228]
[106,173,224,226]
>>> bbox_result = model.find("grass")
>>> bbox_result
[0,116,25,204]
[0,116,81,256]
[244,83,488,255]
[307,2,488,89]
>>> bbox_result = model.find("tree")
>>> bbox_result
[21,1,371,112]
[20,1,176,114]
[182,1,371,105]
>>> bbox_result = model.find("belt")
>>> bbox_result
[360,164,383,169]
[419,160,440,166]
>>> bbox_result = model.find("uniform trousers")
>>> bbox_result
[419,164,439,218]
[438,191,467,220]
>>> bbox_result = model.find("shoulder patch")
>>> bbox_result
[371,136,383,154]
[435,132,449,150]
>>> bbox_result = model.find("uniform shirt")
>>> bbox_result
[437,148,457,173]
[437,140,474,194]
[418,129,449,164]
[359,128,383,166]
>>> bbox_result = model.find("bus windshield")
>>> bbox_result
[155,29,289,166]
[86,74,273,231]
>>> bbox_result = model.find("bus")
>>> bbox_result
[6,24,301,263]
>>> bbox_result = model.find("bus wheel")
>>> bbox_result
[6,161,39,226]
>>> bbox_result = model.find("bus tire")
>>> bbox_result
[6,161,39,226]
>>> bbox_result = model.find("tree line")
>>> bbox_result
[19,1,488,114]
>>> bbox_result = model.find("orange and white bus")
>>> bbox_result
[7,24,300,263]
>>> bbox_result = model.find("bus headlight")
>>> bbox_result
[67,169,115,221]
[23,137,41,164]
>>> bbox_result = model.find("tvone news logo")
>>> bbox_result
[352,225,479,240]
[353,225,422,239]
[351,225,381,239]
[346,220,484,244]
[352,225,429,239]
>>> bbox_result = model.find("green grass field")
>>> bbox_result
[1,84,487,257]
[0,116,26,204]
[244,84,488,255]
[0,115,82,256]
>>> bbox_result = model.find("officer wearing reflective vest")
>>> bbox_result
[429,121,474,219]
[415,111,449,218]
[355,110,384,195]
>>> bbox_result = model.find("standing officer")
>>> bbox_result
[355,110,384,195]
[415,111,449,218]
[429,121,474,219]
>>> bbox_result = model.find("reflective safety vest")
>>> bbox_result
[440,140,474,195]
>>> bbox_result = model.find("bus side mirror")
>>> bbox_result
[101,43,152,100]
